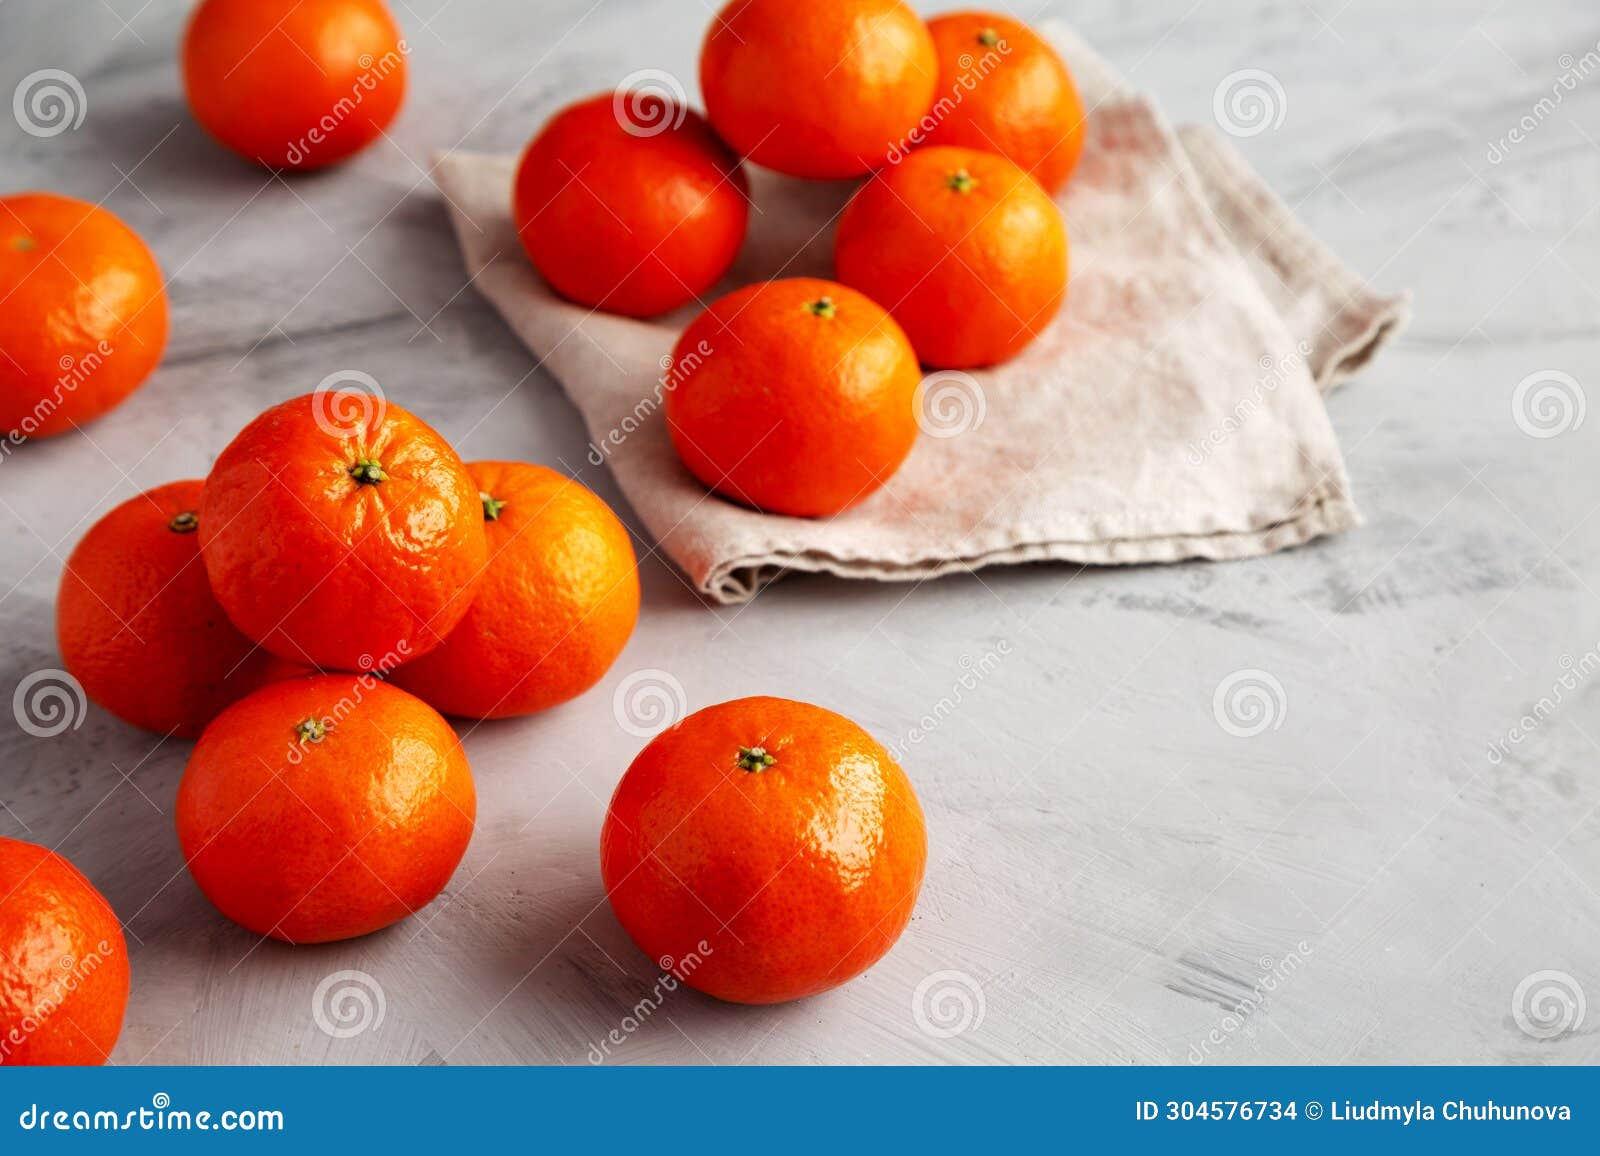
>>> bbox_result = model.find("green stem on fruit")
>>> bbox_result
[976,27,1000,47]
[168,511,199,534]
[804,297,837,319]
[7,235,37,252]
[481,492,507,521]
[946,169,979,195]
[349,458,387,485]
[295,717,327,744]
[736,745,777,772]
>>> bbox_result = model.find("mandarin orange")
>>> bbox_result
[601,696,926,1004]
[835,145,1067,368]
[664,278,921,517]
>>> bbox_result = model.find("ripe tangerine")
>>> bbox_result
[700,0,938,179]
[664,278,922,517]
[57,479,303,739]
[0,193,168,440]
[182,0,407,170]
[0,838,130,1066]
[601,696,927,1004]
[920,12,1087,193]
[176,675,476,943]
[199,392,488,672]
[513,91,749,318]
[392,461,640,719]
[835,145,1068,368]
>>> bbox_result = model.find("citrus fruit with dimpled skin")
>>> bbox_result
[56,479,306,739]
[919,12,1087,194]
[182,0,407,170]
[199,393,488,672]
[392,461,640,719]
[176,675,476,943]
[835,145,1068,369]
[0,193,168,440]
[600,696,926,1004]
[0,837,130,1066]
[513,92,749,319]
[700,0,938,179]
[664,278,922,517]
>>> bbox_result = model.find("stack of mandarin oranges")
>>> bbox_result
[1,0,1086,1063]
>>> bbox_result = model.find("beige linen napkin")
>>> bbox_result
[435,23,1409,604]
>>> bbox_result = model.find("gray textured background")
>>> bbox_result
[1,0,1596,1064]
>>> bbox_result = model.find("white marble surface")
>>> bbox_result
[1,0,1597,1065]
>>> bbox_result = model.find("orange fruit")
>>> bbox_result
[600,696,926,1004]
[513,92,749,318]
[176,675,475,943]
[835,145,1068,368]
[700,0,937,179]
[0,193,168,441]
[56,480,305,739]
[0,837,130,1066]
[200,392,488,672]
[664,278,921,517]
[182,0,407,170]
[392,462,640,719]
[919,13,1087,193]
